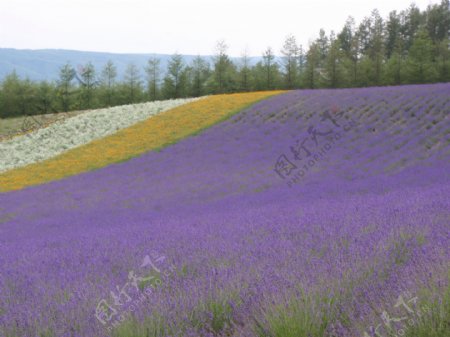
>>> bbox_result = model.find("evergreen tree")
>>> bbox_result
[238,48,252,92]
[1,71,22,117]
[406,29,438,83]
[305,43,320,89]
[338,17,355,56]
[383,40,405,85]
[76,62,97,109]
[163,53,186,98]
[316,29,329,65]
[36,81,56,114]
[385,11,402,59]
[212,40,237,93]
[262,47,277,90]
[101,60,117,106]
[325,32,344,88]
[123,63,142,103]
[145,57,161,101]
[297,44,306,87]
[280,34,298,89]
[57,63,75,112]
[251,62,267,91]
[436,39,450,81]
[368,9,385,85]
[425,0,450,43]
[190,56,210,97]
[401,4,424,51]
[338,17,359,86]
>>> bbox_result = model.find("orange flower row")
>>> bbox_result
[0,91,285,192]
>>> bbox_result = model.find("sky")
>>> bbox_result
[0,0,440,57]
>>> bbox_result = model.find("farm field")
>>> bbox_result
[0,97,203,173]
[0,84,449,337]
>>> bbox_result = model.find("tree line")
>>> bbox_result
[1,0,449,118]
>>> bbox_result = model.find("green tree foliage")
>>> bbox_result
[145,58,161,101]
[238,49,252,92]
[281,35,299,89]
[76,62,97,109]
[57,63,75,112]
[1,1,449,119]
[262,47,278,90]
[251,62,267,91]
[305,43,320,89]
[386,11,402,59]
[297,44,306,87]
[436,39,450,81]
[402,4,425,50]
[100,60,117,107]
[123,63,142,104]
[426,0,450,43]
[36,81,56,114]
[163,54,187,98]
[325,32,344,88]
[189,56,210,97]
[1,72,26,117]
[368,9,385,85]
[384,50,405,85]
[338,17,360,86]
[212,40,237,93]
[406,29,438,83]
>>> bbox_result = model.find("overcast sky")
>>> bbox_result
[0,0,439,57]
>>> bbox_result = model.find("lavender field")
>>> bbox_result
[1,84,449,337]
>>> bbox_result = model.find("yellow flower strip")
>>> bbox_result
[0,91,285,192]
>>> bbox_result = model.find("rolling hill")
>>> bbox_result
[0,48,262,82]
[0,84,449,336]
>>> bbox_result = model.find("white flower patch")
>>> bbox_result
[0,97,203,173]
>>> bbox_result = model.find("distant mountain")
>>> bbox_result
[0,48,263,82]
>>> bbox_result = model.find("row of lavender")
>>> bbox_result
[0,83,449,336]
